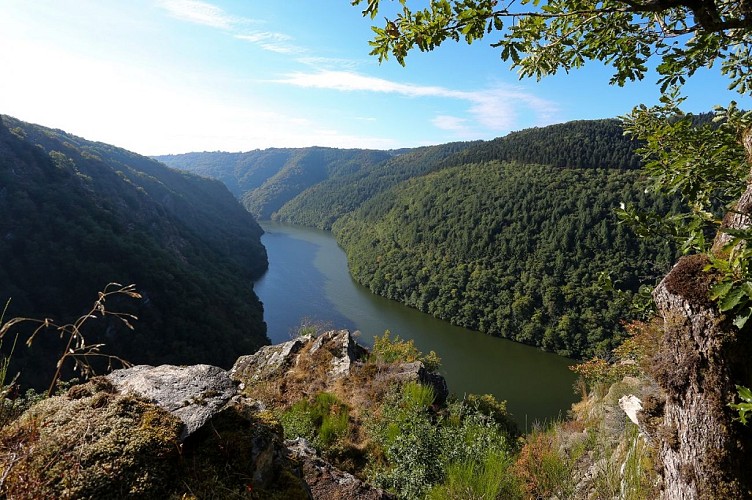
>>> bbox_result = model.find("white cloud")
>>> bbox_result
[297,57,361,70]
[278,70,463,98]
[235,32,300,54]
[433,115,470,133]
[277,70,560,135]
[235,32,291,44]
[157,0,241,30]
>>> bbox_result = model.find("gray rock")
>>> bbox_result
[286,438,393,500]
[230,330,368,386]
[107,364,236,441]
[230,335,308,385]
[314,329,367,378]
[380,360,449,405]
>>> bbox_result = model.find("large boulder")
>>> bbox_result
[107,364,236,441]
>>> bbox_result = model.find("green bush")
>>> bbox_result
[368,385,518,499]
[427,449,522,500]
[279,392,350,449]
[370,331,441,372]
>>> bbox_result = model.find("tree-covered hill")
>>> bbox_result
[156,147,391,220]
[333,162,678,358]
[274,119,642,229]
[274,141,474,229]
[0,115,269,389]
[443,119,643,170]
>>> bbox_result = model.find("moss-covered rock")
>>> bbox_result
[0,377,311,499]
[0,378,183,499]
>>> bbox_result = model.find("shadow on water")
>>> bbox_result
[254,221,578,426]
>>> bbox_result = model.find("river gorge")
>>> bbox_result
[254,222,577,427]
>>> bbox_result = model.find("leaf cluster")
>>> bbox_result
[354,0,752,96]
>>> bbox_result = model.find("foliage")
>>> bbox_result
[425,449,521,500]
[370,330,442,372]
[730,385,752,425]
[276,142,472,229]
[367,383,519,499]
[0,115,269,389]
[156,147,392,220]
[276,119,642,230]
[512,428,577,499]
[353,0,752,96]
[279,392,351,449]
[0,283,139,396]
[336,162,678,358]
[571,319,661,392]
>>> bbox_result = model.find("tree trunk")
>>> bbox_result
[651,128,752,499]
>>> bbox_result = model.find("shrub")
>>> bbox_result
[278,392,350,449]
[370,330,441,371]
[513,429,576,499]
[427,449,522,500]
[368,384,519,499]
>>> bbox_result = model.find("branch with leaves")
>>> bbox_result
[354,0,752,92]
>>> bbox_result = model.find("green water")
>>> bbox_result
[254,221,577,426]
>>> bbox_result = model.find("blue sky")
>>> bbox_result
[0,0,748,155]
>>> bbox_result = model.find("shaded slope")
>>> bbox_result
[0,115,269,389]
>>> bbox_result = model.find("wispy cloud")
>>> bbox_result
[277,70,560,134]
[159,1,305,55]
[278,70,463,98]
[297,56,362,71]
[235,32,300,54]
[158,0,241,30]
[432,115,471,134]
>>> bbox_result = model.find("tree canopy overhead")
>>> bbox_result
[354,0,752,93]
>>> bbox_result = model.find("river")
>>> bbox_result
[254,221,578,427]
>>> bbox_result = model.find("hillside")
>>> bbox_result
[333,162,678,358]
[155,147,392,220]
[0,115,269,389]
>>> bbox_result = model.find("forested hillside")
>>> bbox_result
[333,162,678,358]
[274,141,473,229]
[443,119,642,169]
[156,147,391,220]
[0,115,269,389]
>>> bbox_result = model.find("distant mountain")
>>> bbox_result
[0,115,269,389]
[155,147,392,220]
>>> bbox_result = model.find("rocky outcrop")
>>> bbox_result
[230,330,367,389]
[286,438,394,500]
[107,364,236,441]
[230,329,448,407]
[0,373,311,499]
[0,330,449,499]
[231,335,309,386]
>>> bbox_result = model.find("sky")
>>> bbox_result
[1,0,749,156]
